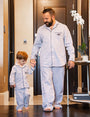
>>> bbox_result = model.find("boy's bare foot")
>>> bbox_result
[17,109,22,112]
[25,107,29,110]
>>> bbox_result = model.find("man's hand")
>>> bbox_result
[68,61,75,69]
[30,59,36,67]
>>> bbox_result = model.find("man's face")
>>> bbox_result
[42,12,53,27]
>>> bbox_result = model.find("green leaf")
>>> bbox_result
[78,42,87,55]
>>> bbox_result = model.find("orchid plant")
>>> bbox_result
[70,10,87,55]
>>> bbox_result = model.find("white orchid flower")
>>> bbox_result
[70,10,87,55]
[70,10,84,25]
[70,10,77,16]
[70,10,76,14]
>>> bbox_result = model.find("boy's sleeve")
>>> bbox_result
[27,66,35,74]
[9,66,16,85]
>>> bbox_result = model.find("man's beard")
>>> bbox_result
[44,19,53,27]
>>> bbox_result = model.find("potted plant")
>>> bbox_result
[70,10,88,61]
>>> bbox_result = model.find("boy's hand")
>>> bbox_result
[10,85,14,88]
[30,59,36,67]
[10,84,16,88]
[14,84,16,88]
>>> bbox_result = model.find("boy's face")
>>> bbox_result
[18,59,27,66]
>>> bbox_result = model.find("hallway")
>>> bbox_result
[0,0,90,116]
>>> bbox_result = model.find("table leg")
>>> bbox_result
[87,65,90,95]
[67,68,69,105]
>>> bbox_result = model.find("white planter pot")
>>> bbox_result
[81,55,88,61]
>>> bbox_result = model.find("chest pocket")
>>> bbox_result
[54,32,63,40]
[24,68,29,74]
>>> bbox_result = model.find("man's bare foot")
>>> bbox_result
[55,106,60,109]
[54,105,62,109]
[44,107,53,112]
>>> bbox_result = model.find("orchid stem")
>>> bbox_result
[81,25,85,43]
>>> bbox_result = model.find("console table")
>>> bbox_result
[67,61,90,105]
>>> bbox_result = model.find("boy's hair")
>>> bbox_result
[16,51,28,61]
[42,8,55,16]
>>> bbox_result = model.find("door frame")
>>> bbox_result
[8,0,15,97]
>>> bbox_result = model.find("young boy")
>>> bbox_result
[9,51,35,112]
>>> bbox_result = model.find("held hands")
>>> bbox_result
[68,61,75,69]
[30,59,36,67]
[10,84,16,88]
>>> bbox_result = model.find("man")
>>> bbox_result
[30,8,75,111]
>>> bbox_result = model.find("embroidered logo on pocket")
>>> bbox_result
[55,32,62,36]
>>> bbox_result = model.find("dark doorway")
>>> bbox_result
[33,0,78,95]
[8,0,15,97]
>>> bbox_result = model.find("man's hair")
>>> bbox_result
[42,8,55,16]
[16,51,28,61]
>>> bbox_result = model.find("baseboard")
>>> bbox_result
[0,91,9,105]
